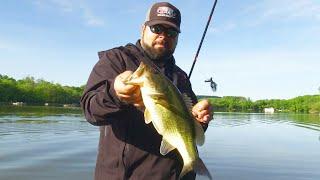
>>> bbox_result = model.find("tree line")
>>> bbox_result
[0,74,84,105]
[1,74,319,113]
[206,95,320,114]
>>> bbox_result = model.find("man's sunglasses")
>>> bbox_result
[149,25,179,38]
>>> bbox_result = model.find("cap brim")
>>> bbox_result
[145,20,181,33]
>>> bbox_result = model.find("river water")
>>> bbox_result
[0,106,319,180]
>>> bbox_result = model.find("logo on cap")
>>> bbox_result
[157,7,176,18]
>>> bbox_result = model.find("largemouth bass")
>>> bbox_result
[123,62,212,179]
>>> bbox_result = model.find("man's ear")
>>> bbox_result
[140,24,146,36]
[141,25,148,41]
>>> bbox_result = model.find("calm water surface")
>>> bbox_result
[0,106,319,180]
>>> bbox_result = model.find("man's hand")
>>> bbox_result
[192,99,213,124]
[114,71,144,110]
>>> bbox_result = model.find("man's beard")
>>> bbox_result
[142,41,174,60]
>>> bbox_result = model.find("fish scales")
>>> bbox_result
[124,62,212,179]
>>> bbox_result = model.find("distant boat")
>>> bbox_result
[264,107,275,114]
[12,102,24,106]
[63,103,80,108]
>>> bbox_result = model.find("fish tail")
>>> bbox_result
[194,157,213,180]
[179,164,193,179]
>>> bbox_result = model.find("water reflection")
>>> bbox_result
[1,106,320,180]
[211,112,320,132]
[0,105,82,117]
[0,106,88,138]
[202,113,320,180]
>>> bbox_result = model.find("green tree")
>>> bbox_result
[0,74,84,104]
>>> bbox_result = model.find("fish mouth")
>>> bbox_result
[122,63,146,85]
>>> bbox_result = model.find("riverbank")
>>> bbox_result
[202,95,320,114]
[0,105,82,116]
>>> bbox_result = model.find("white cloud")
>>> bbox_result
[84,14,105,27]
[211,0,320,33]
[33,0,105,27]
[265,0,318,19]
[50,0,75,12]
[33,0,74,12]
[81,6,105,27]
[211,21,237,33]
[0,43,5,50]
[0,41,11,51]
[245,0,320,25]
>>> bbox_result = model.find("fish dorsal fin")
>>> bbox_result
[144,109,152,124]
[160,138,176,155]
[182,93,193,112]
[194,121,205,146]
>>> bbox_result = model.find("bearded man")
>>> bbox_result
[81,2,213,180]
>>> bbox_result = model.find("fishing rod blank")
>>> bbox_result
[188,0,218,79]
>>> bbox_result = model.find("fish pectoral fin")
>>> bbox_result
[149,93,180,113]
[194,121,205,146]
[160,138,175,156]
[149,93,171,109]
[144,109,152,124]
[148,93,166,100]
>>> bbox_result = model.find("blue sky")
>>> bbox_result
[0,0,319,100]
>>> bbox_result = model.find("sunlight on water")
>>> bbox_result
[1,106,320,180]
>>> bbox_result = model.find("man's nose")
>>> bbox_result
[158,31,168,38]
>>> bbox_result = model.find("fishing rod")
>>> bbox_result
[188,0,218,79]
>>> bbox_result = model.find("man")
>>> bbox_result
[81,2,213,180]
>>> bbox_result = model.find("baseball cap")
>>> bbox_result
[144,2,181,32]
